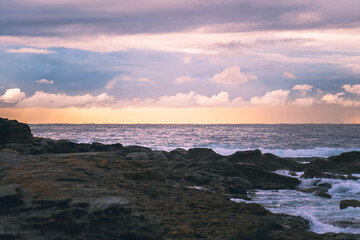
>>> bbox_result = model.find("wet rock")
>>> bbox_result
[313,190,332,199]
[301,168,340,179]
[309,151,360,174]
[227,150,306,172]
[340,199,360,209]
[235,164,300,190]
[0,118,33,147]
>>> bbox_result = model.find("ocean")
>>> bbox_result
[29,124,360,234]
[30,124,360,157]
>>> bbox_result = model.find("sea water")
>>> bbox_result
[30,124,360,157]
[233,171,360,234]
[29,124,360,234]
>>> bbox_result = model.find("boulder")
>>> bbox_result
[0,118,33,147]
[227,149,261,163]
[313,190,332,199]
[187,148,222,161]
[340,199,360,209]
[309,151,360,174]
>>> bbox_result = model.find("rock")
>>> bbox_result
[187,148,221,161]
[313,190,332,199]
[90,142,112,152]
[0,185,24,211]
[340,199,360,209]
[40,138,58,153]
[209,181,230,194]
[0,118,33,147]
[151,151,168,161]
[235,164,300,190]
[170,148,188,156]
[227,150,306,172]
[122,145,153,155]
[227,149,261,163]
[126,152,149,160]
[185,171,214,185]
[301,168,340,179]
[309,151,360,174]
[347,174,360,180]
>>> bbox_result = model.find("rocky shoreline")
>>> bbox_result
[1,118,360,239]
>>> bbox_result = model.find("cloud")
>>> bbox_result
[283,72,297,79]
[292,84,313,96]
[113,91,246,108]
[292,97,317,106]
[211,66,257,84]
[36,79,54,84]
[343,84,360,95]
[17,91,113,108]
[106,75,152,89]
[322,93,360,107]
[175,76,197,84]
[6,48,54,54]
[0,88,26,103]
[251,89,290,105]
[279,12,322,25]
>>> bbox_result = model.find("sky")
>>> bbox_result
[0,0,360,123]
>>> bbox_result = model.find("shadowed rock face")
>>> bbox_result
[0,118,33,146]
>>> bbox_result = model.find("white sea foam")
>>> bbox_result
[329,181,360,195]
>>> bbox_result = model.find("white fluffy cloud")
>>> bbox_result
[322,93,360,107]
[0,88,26,103]
[36,79,54,84]
[343,84,360,95]
[282,72,297,79]
[250,89,290,105]
[211,66,257,84]
[0,88,114,108]
[6,48,54,54]
[114,91,246,108]
[292,84,313,96]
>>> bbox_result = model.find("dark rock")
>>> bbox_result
[313,190,332,199]
[126,152,149,160]
[309,151,360,174]
[150,151,168,161]
[235,164,300,190]
[187,148,221,161]
[0,185,24,211]
[340,199,360,209]
[90,142,112,152]
[227,149,261,163]
[122,145,153,155]
[227,150,306,172]
[0,118,33,147]
[301,168,340,179]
